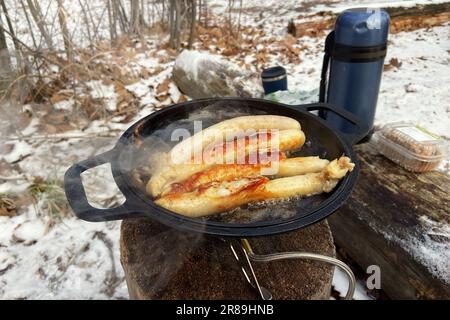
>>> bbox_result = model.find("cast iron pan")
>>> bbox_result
[64,98,368,237]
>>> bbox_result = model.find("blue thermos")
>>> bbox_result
[319,8,390,141]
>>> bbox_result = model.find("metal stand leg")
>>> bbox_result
[230,239,356,300]
[229,240,273,300]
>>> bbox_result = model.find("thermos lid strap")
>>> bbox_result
[332,43,387,62]
[323,30,387,63]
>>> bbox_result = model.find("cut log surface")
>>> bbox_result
[120,218,336,300]
[329,141,450,299]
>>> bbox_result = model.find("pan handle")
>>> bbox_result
[291,102,370,146]
[64,149,141,222]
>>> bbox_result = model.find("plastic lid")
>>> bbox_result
[376,122,449,161]
[261,66,286,79]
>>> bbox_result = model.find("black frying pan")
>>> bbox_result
[64,98,368,237]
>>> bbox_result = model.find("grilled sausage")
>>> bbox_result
[155,156,355,217]
[169,115,301,164]
[147,128,305,197]
[161,156,330,196]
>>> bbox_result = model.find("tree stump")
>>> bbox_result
[329,141,450,299]
[120,218,336,300]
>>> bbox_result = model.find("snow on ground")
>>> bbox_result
[377,25,450,138]
[0,213,127,299]
[85,81,118,112]
[0,133,129,299]
[0,0,449,300]
[332,268,373,300]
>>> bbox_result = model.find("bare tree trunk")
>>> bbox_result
[56,0,72,61]
[106,0,115,44]
[116,0,129,33]
[110,0,119,38]
[168,0,197,50]
[0,13,12,89]
[0,14,8,58]
[140,0,145,26]
[111,0,121,34]
[161,0,166,24]
[168,0,175,47]
[174,0,181,49]
[26,0,53,50]
[237,0,242,42]
[0,0,23,68]
[227,0,235,36]
[203,0,208,28]
[130,0,141,34]
[188,0,196,49]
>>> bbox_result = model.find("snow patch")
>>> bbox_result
[53,99,75,111]
[86,81,118,112]
[13,219,48,244]
[1,141,32,163]
[333,267,373,300]
[21,118,40,136]
[0,215,127,299]
[125,81,153,98]
[168,82,181,103]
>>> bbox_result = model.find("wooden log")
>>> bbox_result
[385,2,450,18]
[290,2,450,38]
[120,218,336,300]
[328,141,450,299]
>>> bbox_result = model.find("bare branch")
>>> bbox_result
[25,0,53,50]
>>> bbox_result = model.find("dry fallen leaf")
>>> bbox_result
[0,196,16,217]
[156,94,170,102]
[156,78,171,95]
[384,57,402,71]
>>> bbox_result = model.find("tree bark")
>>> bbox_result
[120,218,335,300]
[117,0,129,33]
[106,0,116,44]
[130,0,141,34]
[0,0,22,66]
[56,0,72,61]
[328,141,450,299]
[0,13,12,90]
[187,0,196,49]
[168,0,175,48]
[111,0,125,34]
[174,0,181,49]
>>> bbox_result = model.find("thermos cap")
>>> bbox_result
[335,8,390,47]
[261,66,287,82]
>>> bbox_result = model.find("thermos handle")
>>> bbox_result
[319,31,335,104]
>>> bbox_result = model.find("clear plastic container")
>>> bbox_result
[373,122,449,172]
